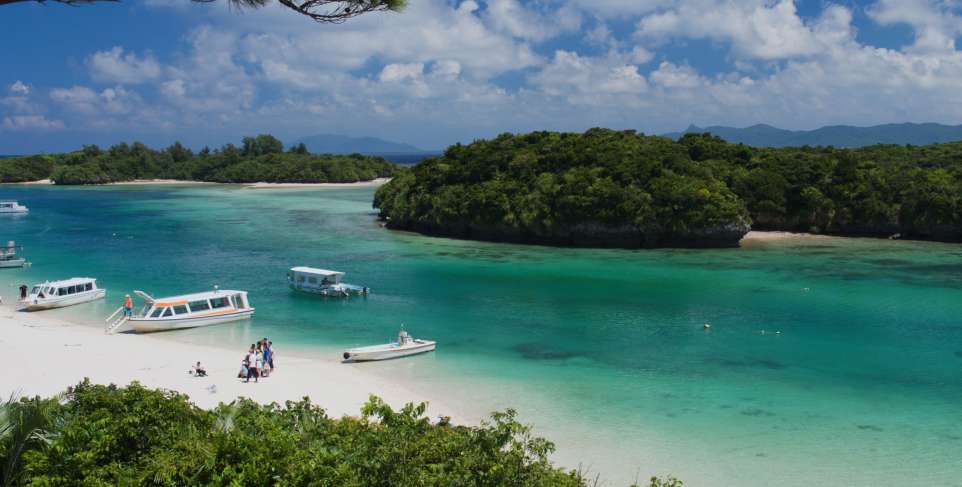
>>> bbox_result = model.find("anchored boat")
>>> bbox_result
[0,241,26,269]
[0,201,28,214]
[18,277,105,311]
[114,287,254,333]
[342,327,436,362]
[288,267,369,297]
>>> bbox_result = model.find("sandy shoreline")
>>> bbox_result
[2,178,391,189]
[740,230,833,242]
[0,302,464,421]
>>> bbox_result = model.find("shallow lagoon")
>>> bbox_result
[1,184,960,486]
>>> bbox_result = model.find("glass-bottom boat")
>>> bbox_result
[125,287,254,333]
[18,277,105,311]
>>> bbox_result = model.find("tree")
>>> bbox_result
[0,0,406,23]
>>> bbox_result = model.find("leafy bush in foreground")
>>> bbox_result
[0,381,676,486]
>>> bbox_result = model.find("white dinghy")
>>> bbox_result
[18,277,105,311]
[342,326,436,362]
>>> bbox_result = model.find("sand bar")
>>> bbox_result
[0,302,464,420]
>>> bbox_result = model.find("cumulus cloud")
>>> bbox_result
[2,115,64,131]
[9,81,29,95]
[634,0,853,61]
[88,47,163,84]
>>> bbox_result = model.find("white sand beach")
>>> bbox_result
[243,178,391,189]
[740,230,834,242]
[0,302,464,420]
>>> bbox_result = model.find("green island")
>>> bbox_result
[0,135,395,185]
[375,128,962,247]
[0,381,679,487]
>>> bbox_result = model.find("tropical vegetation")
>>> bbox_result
[0,381,679,486]
[0,135,396,185]
[375,128,962,246]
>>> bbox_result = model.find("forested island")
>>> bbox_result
[0,134,396,185]
[375,128,962,247]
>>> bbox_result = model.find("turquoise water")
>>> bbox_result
[1,184,961,486]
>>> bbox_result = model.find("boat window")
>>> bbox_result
[308,277,317,284]
[57,288,66,296]
[173,305,188,315]
[85,283,93,291]
[210,297,229,309]
[233,294,246,309]
[188,300,210,313]
[151,307,165,318]
[162,307,173,317]
[297,275,305,282]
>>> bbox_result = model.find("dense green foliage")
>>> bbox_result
[0,381,679,486]
[376,128,962,245]
[375,129,751,248]
[0,135,396,185]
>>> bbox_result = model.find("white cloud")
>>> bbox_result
[9,81,29,95]
[867,0,962,53]
[88,47,162,84]
[635,0,853,61]
[482,0,580,42]
[2,115,64,131]
[379,63,425,82]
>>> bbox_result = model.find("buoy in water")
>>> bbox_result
[703,323,711,330]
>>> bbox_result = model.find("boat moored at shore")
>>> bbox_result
[117,287,254,333]
[0,201,28,214]
[18,277,105,311]
[288,267,369,297]
[342,327,436,362]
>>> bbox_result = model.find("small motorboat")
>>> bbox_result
[342,327,436,362]
[0,241,26,268]
[0,201,28,214]
[18,277,105,311]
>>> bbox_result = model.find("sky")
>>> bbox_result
[2,0,962,153]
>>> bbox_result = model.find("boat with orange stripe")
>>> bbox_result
[122,286,254,333]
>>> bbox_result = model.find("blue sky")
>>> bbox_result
[2,0,962,153]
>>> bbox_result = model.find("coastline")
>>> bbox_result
[1,178,391,188]
[740,230,833,242]
[0,302,466,421]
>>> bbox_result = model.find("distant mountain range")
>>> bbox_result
[663,123,962,148]
[294,133,428,154]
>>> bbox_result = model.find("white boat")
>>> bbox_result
[119,287,254,333]
[342,327,436,362]
[0,241,25,268]
[0,201,28,214]
[288,267,369,297]
[18,277,105,311]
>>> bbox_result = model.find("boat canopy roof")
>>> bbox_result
[136,289,247,306]
[289,266,345,277]
[35,277,96,287]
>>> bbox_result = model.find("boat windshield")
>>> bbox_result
[30,286,41,295]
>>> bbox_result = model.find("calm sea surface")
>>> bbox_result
[1,184,961,487]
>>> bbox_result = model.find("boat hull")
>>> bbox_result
[128,309,254,333]
[0,259,25,268]
[289,283,368,297]
[18,289,106,311]
[343,340,436,362]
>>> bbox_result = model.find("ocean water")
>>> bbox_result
[1,184,961,487]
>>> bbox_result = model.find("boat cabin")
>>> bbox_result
[29,278,98,299]
[135,289,251,319]
[288,267,344,287]
[0,201,28,213]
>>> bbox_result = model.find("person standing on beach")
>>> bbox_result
[246,345,258,383]
[267,340,275,373]
[261,341,271,378]
[19,284,27,300]
[123,294,133,317]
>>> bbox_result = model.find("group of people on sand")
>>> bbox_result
[239,338,275,383]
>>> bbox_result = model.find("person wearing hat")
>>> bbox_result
[123,294,133,317]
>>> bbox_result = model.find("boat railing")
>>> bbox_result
[104,306,129,334]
